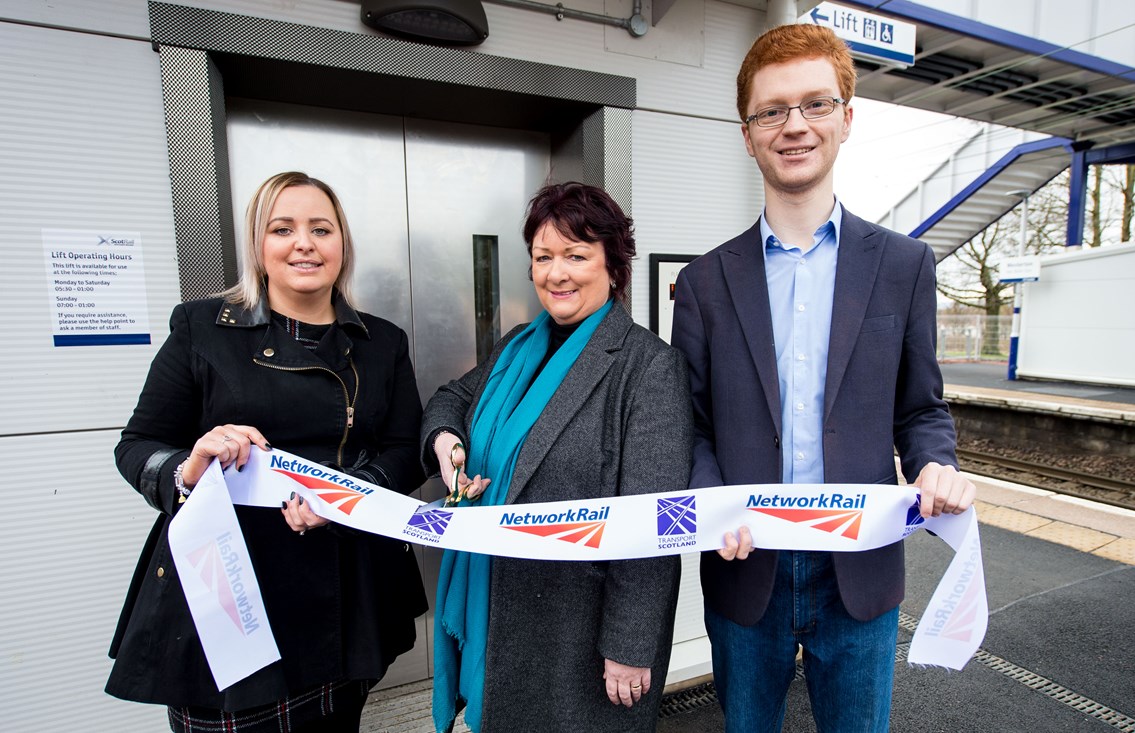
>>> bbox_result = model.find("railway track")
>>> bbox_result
[957,447,1135,511]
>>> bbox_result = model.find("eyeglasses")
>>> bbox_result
[744,96,846,128]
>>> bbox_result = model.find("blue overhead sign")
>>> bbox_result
[800,2,916,69]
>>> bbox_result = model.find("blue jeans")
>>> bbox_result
[705,551,898,733]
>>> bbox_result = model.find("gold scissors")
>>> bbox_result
[444,441,467,507]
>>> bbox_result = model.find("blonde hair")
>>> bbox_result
[223,171,356,309]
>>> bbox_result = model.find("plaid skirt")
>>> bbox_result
[166,679,371,733]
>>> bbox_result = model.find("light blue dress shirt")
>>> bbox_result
[759,202,842,485]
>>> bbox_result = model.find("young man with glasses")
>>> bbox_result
[671,23,976,732]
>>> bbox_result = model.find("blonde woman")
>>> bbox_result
[108,172,427,732]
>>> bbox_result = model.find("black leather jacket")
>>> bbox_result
[106,295,427,710]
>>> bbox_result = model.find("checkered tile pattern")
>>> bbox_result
[159,45,235,302]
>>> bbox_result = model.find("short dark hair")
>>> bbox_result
[522,182,635,302]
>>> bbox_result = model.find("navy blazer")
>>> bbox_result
[671,208,958,624]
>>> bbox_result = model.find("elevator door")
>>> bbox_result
[226,99,549,686]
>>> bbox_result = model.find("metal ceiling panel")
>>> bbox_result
[841,0,1135,147]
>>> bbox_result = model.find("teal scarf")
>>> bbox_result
[432,300,612,733]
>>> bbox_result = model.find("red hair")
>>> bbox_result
[736,24,857,121]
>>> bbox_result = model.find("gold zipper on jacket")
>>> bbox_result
[252,358,360,466]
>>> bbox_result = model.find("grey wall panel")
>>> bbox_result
[0,431,168,732]
[0,23,179,436]
[479,0,766,123]
[0,0,150,38]
[629,110,762,327]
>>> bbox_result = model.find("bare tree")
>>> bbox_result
[1119,164,1133,243]
[1089,164,1104,247]
[936,172,1069,354]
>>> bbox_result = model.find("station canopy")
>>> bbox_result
[844,1,1135,147]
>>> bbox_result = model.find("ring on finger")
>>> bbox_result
[222,434,233,442]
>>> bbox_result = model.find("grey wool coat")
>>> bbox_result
[421,302,693,732]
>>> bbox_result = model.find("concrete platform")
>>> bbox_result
[941,362,1135,420]
[361,470,1135,732]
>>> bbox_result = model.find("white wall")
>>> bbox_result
[0,19,177,730]
[1018,244,1135,387]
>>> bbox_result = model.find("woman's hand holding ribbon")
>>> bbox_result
[182,424,271,488]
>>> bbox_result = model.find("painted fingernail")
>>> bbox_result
[298,496,304,505]
[264,443,273,450]
[290,491,295,500]
[281,501,287,509]
[237,464,244,472]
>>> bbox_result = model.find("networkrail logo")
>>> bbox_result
[924,535,983,642]
[658,496,697,549]
[184,532,261,636]
[273,470,369,515]
[746,492,866,540]
[499,505,610,549]
[403,508,453,544]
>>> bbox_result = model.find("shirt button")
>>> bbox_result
[795,452,805,460]
[797,353,806,361]
[156,566,165,578]
[797,304,806,312]
[796,402,805,411]
[263,348,275,358]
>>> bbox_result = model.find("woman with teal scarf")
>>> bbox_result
[421,183,693,732]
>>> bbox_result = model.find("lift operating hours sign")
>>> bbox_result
[42,228,151,347]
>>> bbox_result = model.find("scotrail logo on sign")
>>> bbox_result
[499,505,611,548]
[657,496,696,550]
[747,492,866,540]
[185,532,261,636]
[404,508,453,544]
[269,455,374,515]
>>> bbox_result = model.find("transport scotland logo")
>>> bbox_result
[658,496,696,536]
[903,496,926,537]
[499,505,610,548]
[404,508,453,544]
[657,495,697,549]
[746,492,866,540]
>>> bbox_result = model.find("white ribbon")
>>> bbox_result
[167,460,281,690]
[169,447,987,688]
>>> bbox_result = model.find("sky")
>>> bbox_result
[835,97,981,223]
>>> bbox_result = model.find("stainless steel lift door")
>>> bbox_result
[226,99,549,686]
